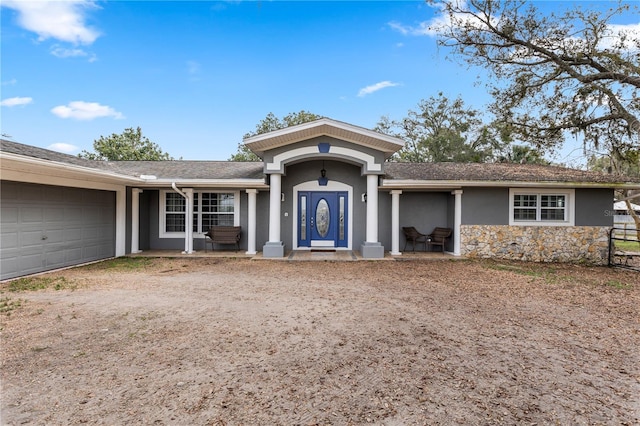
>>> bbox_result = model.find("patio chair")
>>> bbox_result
[427,227,452,253]
[402,226,428,251]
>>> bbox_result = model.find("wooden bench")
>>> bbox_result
[427,227,452,253]
[204,226,241,251]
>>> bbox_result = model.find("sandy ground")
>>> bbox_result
[1,258,639,425]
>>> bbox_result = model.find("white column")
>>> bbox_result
[366,174,379,243]
[452,189,463,256]
[390,190,402,255]
[115,188,126,257]
[246,189,258,255]
[268,173,282,243]
[131,188,143,254]
[184,188,194,254]
[263,173,285,257]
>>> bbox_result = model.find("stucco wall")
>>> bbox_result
[575,188,614,226]
[461,188,509,225]
[138,189,270,252]
[394,191,451,251]
[460,225,610,264]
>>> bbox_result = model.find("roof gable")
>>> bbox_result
[243,118,404,158]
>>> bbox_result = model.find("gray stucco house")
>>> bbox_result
[2,118,639,280]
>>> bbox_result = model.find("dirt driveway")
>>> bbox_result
[1,258,638,425]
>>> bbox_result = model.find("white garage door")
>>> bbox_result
[1,181,116,280]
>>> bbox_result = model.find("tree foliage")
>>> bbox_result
[229,111,323,161]
[376,93,509,162]
[498,145,550,165]
[429,0,639,156]
[79,127,173,161]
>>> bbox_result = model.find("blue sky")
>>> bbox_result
[1,1,637,163]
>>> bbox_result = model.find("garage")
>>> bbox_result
[1,181,116,280]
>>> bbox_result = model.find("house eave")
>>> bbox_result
[1,152,269,189]
[0,151,140,186]
[138,179,269,189]
[381,179,640,190]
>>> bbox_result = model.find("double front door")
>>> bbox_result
[298,191,348,248]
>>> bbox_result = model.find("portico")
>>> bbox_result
[243,118,404,259]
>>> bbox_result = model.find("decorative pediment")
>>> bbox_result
[243,118,404,159]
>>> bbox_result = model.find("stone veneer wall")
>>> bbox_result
[460,225,610,264]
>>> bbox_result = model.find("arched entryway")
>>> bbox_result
[293,180,353,250]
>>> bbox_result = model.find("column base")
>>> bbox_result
[263,242,285,258]
[361,242,384,259]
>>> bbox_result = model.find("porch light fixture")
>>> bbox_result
[318,161,328,186]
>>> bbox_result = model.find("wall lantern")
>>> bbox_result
[318,161,328,186]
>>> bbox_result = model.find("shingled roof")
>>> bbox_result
[383,162,639,185]
[106,160,264,180]
[1,139,109,170]
[2,139,638,186]
[1,139,264,180]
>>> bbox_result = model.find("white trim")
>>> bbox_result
[292,180,353,251]
[382,179,640,190]
[159,189,240,238]
[0,167,126,192]
[136,179,268,188]
[311,240,336,247]
[267,145,382,173]
[243,117,404,155]
[0,152,141,185]
[509,188,575,226]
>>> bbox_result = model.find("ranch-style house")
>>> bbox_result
[2,118,639,280]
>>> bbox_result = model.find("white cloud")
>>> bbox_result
[1,96,33,107]
[50,45,97,62]
[2,78,18,86]
[358,81,401,97]
[602,22,640,51]
[387,21,409,36]
[48,142,79,153]
[2,0,100,44]
[51,101,124,120]
[187,60,202,81]
[395,1,639,54]
[388,20,437,37]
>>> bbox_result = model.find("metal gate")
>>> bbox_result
[608,227,640,271]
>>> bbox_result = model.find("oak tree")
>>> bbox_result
[376,93,507,162]
[79,127,173,161]
[428,0,639,157]
[229,111,323,161]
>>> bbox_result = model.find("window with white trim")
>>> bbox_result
[160,190,239,237]
[509,189,574,226]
